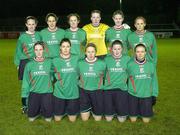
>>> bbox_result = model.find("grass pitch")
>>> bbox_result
[0,38,180,135]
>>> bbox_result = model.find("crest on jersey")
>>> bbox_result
[116,61,121,67]
[72,33,76,39]
[116,34,120,38]
[140,67,144,73]
[51,33,56,39]
[66,62,71,67]
[32,37,36,43]
[138,35,144,43]
[89,66,94,72]
[39,65,43,70]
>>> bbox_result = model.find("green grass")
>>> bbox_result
[0,39,180,135]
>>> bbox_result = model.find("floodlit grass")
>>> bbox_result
[0,39,180,135]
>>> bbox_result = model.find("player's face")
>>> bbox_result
[86,46,96,61]
[134,19,146,32]
[135,46,146,60]
[47,16,57,30]
[34,44,44,58]
[69,16,79,29]
[25,19,37,32]
[112,44,122,57]
[113,14,124,26]
[91,13,101,26]
[60,42,71,56]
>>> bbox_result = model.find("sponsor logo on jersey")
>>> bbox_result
[47,40,59,45]
[110,67,124,72]
[61,67,75,73]
[33,71,48,76]
[83,72,97,77]
[70,39,79,44]
[89,34,102,38]
[135,74,151,79]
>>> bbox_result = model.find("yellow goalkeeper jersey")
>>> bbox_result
[83,23,109,56]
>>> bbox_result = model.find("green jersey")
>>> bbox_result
[64,28,86,56]
[128,30,157,65]
[53,54,79,99]
[21,58,53,98]
[14,32,41,66]
[127,58,158,98]
[105,27,131,55]
[40,28,65,58]
[78,58,106,91]
[104,55,130,91]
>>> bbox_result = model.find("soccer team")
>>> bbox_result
[14,10,158,123]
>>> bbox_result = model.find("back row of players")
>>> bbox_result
[14,10,158,123]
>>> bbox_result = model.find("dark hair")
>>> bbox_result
[33,41,45,50]
[45,13,58,22]
[112,10,124,18]
[85,43,97,52]
[111,40,123,48]
[134,16,146,24]
[134,43,147,52]
[67,13,80,22]
[25,16,38,24]
[91,10,101,17]
[60,38,71,46]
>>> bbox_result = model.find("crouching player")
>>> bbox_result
[52,38,80,122]
[78,43,106,121]
[104,40,130,122]
[127,44,158,123]
[21,41,53,122]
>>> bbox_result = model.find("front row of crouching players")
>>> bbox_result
[21,38,158,123]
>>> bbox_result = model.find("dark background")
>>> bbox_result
[0,0,179,30]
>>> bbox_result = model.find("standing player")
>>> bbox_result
[105,10,131,55]
[14,16,41,113]
[83,10,109,58]
[128,16,158,107]
[64,13,86,57]
[127,44,158,123]
[40,13,65,58]
[53,38,79,122]
[128,16,157,65]
[104,40,130,122]
[78,43,106,121]
[21,41,53,122]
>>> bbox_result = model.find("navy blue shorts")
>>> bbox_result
[18,59,29,80]
[53,96,79,116]
[28,92,53,118]
[80,88,103,115]
[103,89,128,116]
[128,94,153,117]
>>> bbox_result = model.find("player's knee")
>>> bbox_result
[130,117,137,122]
[142,117,151,123]
[45,117,52,122]
[54,115,62,122]
[68,115,77,122]
[105,116,113,122]
[117,116,127,123]
[81,112,90,121]
[93,115,102,121]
